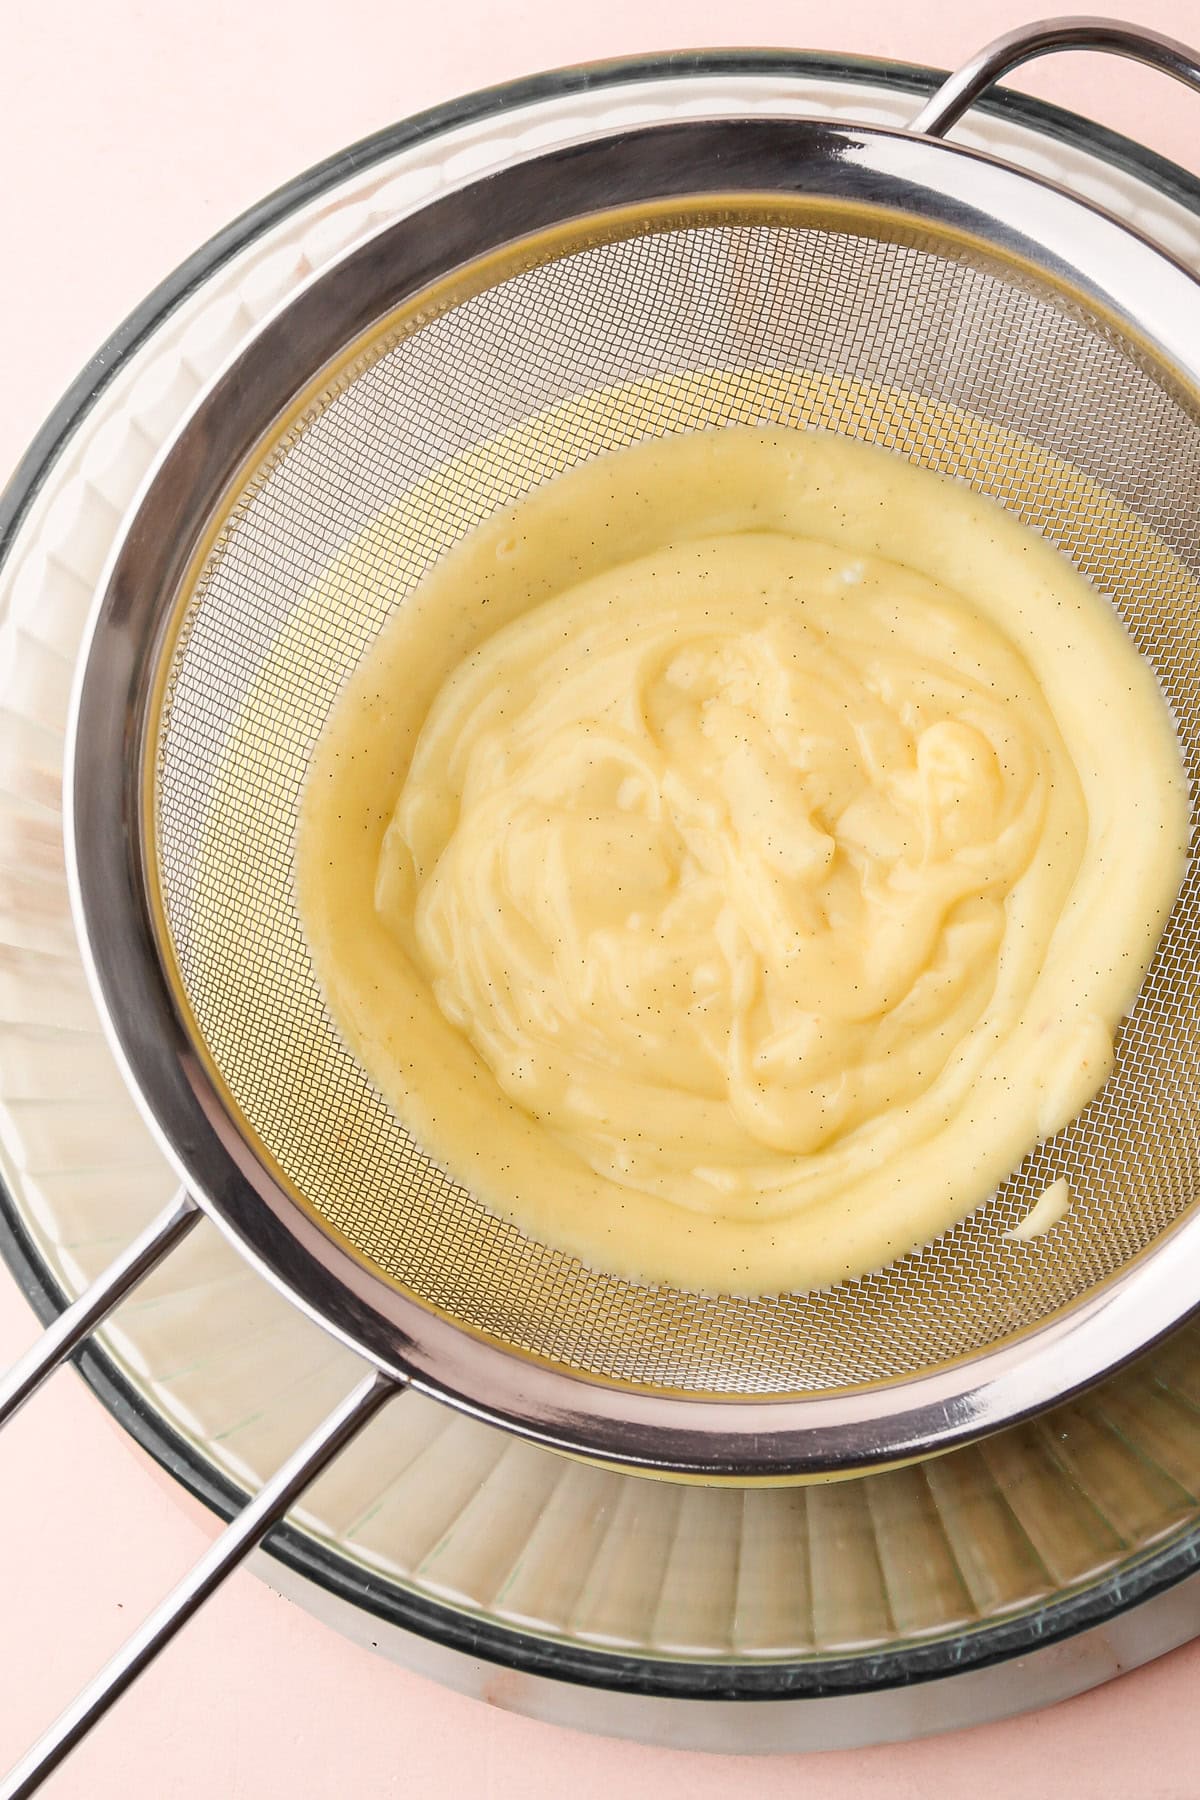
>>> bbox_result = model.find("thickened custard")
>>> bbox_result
[296,428,1188,1292]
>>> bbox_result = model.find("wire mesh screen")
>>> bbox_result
[155,210,1200,1395]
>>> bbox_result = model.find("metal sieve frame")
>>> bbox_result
[62,108,1200,1481]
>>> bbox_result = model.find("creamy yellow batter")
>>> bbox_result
[295,427,1188,1293]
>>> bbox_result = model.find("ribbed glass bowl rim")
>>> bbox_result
[5,44,1200,1701]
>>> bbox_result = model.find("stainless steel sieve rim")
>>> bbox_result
[62,107,1200,1480]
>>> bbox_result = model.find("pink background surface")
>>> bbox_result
[6,2,1200,1793]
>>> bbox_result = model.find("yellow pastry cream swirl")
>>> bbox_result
[296,428,1188,1293]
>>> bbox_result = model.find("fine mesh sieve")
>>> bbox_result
[58,31,1200,1493]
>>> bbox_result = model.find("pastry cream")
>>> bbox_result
[295,428,1188,1293]
[1004,1177,1073,1243]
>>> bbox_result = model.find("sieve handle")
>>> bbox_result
[0,1197,401,1797]
[0,1187,200,1428]
[912,15,1200,138]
